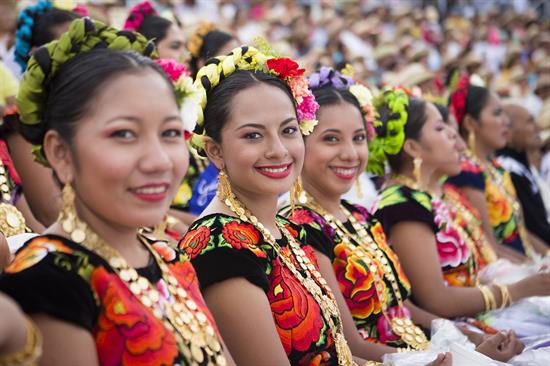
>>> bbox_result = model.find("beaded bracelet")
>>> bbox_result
[0,316,42,366]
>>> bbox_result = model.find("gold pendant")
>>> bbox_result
[390,317,429,350]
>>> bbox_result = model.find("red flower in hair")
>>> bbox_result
[450,75,470,125]
[267,58,305,79]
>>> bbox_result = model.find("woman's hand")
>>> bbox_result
[509,272,550,299]
[426,352,452,366]
[0,233,11,271]
[475,331,524,362]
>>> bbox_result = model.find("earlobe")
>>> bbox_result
[202,137,225,169]
[402,139,421,160]
[43,131,74,184]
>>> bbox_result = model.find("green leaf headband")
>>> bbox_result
[16,17,158,165]
[366,88,409,175]
[191,45,319,152]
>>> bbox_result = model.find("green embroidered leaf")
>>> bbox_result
[412,191,432,212]
[378,185,407,209]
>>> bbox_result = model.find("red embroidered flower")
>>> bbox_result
[283,223,299,238]
[268,257,325,354]
[92,267,179,366]
[267,58,305,79]
[221,221,266,258]
[289,209,315,225]
[179,226,210,258]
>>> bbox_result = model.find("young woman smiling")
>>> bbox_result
[0,19,231,366]
[177,47,396,366]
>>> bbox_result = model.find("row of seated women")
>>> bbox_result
[0,12,549,366]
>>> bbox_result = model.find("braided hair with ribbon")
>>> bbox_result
[16,17,159,166]
[188,22,234,77]
[190,45,319,155]
[14,0,80,72]
[367,88,431,175]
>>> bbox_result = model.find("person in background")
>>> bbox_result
[496,103,550,248]
[123,0,187,62]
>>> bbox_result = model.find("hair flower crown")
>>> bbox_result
[192,46,319,152]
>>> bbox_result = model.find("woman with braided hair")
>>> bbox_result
[0,18,232,366]
[123,0,186,62]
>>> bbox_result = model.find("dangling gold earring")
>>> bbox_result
[413,157,423,189]
[290,176,306,212]
[216,168,232,202]
[355,176,363,199]
[59,183,86,243]
[468,131,476,152]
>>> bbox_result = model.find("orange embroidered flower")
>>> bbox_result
[268,257,325,354]
[333,244,382,320]
[5,237,73,273]
[92,267,179,366]
[486,182,513,227]
[179,226,210,258]
[221,221,266,258]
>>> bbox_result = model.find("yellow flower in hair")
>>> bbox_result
[300,119,318,136]
[349,84,373,107]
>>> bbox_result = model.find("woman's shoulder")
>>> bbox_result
[377,184,433,213]
[4,234,101,275]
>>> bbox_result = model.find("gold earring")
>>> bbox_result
[216,169,232,202]
[355,176,364,199]
[59,184,86,243]
[289,176,307,212]
[413,157,423,188]
[468,131,476,152]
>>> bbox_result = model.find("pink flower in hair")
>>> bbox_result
[297,95,319,122]
[155,59,190,81]
[73,4,88,17]
[123,0,158,32]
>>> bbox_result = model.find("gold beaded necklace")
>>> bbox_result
[218,189,356,366]
[468,152,534,258]
[0,160,27,236]
[58,201,226,366]
[303,192,429,350]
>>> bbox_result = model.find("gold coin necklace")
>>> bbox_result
[219,189,356,366]
[0,160,27,236]
[59,210,226,366]
[304,193,429,350]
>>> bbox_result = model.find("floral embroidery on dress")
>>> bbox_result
[179,214,338,365]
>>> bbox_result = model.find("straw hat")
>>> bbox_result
[393,63,435,88]
[374,44,398,62]
[535,75,550,96]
